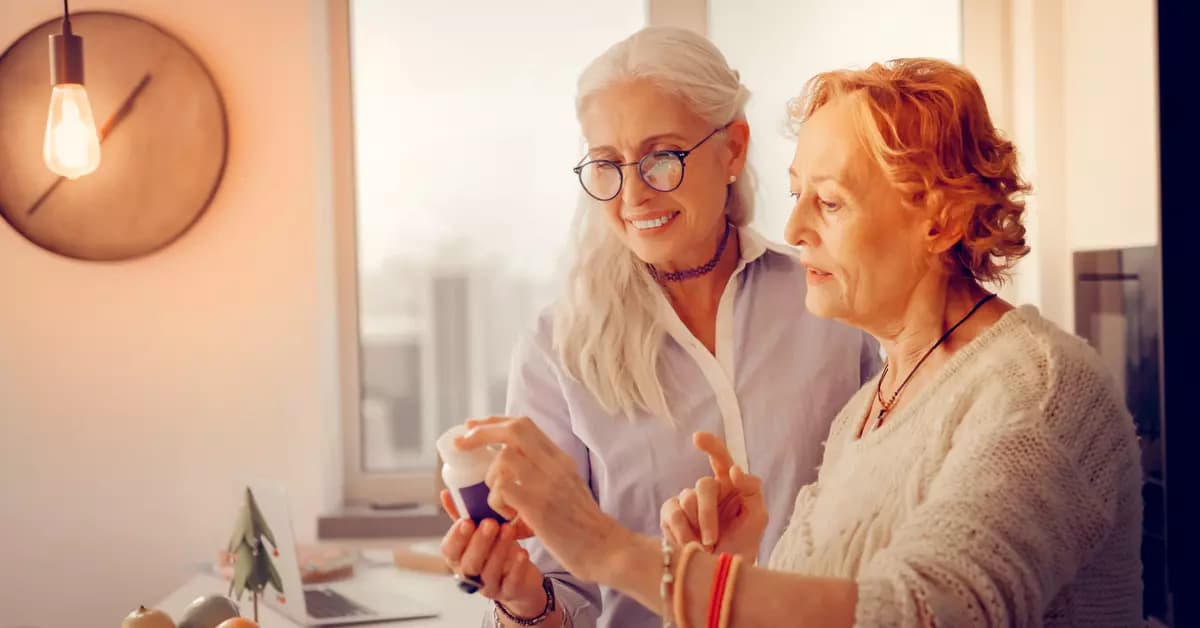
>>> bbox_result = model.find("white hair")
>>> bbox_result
[552,26,755,421]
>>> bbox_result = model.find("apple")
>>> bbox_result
[214,618,258,628]
[178,595,240,628]
[121,605,175,628]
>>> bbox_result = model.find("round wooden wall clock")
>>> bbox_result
[0,11,228,261]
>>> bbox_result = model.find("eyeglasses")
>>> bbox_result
[572,126,728,202]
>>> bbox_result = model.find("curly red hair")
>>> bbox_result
[790,58,1030,283]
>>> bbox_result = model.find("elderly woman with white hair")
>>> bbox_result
[437,27,877,628]
[455,58,1143,627]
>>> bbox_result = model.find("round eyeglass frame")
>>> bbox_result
[572,125,728,201]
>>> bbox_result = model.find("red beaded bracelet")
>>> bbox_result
[706,553,734,628]
[718,555,744,628]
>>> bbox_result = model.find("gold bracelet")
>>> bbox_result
[673,542,702,628]
[717,555,743,628]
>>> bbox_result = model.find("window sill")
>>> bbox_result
[318,503,449,540]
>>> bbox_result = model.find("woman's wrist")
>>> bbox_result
[736,544,760,565]
[495,577,560,625]
[587,518,637,583]
[593,531,663,607]
[562,508,631,583]
[501,589,553,618]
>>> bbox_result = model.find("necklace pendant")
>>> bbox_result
[874,407,887,429]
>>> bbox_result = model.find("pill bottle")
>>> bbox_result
[436,424,508,524]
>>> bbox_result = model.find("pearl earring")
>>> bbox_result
[728,175,737,184]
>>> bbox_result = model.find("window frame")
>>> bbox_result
[330,0,436,506]
[331,0,685,507]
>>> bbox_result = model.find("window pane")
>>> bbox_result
[350,0,644,472]
[710,0,962,236]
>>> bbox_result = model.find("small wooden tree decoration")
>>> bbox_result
[226,487,284,621]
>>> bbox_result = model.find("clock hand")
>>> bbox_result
[26,72,153,218]
[22,174,64,219]
[98,72,152,140]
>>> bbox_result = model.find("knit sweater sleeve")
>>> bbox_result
[852,352,1137,627]
[768,481,820,568]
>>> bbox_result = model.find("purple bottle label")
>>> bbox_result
[459,481,508,524]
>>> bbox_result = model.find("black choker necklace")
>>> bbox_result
[647,221,733,283]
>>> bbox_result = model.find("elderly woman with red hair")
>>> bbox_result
[456,58,1142,627]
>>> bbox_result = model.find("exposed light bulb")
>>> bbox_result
[44,0,100,179]
[43,83,100,179]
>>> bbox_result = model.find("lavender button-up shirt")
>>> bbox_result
[491,227,879,628]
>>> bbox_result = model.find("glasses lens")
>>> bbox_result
[640,152,684,192]
[578,161,622,200]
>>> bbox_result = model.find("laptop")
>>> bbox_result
[245,480,438,625]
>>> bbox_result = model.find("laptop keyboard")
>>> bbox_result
[305,588,375,619]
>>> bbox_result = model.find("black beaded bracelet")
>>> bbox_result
[494,576,557,626]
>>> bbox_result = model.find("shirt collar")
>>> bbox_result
[735,224,770,269]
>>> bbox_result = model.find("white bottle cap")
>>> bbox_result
[436,424,496,468]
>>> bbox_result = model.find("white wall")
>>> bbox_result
[648,0,706,35]
[0,1,341,626]
[963,0,1159,330]
[1063,0,1159,252]
[1009,0,1073,328]
[709,0,962,238]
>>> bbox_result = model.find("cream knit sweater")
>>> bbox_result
[768,306,1143,627]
